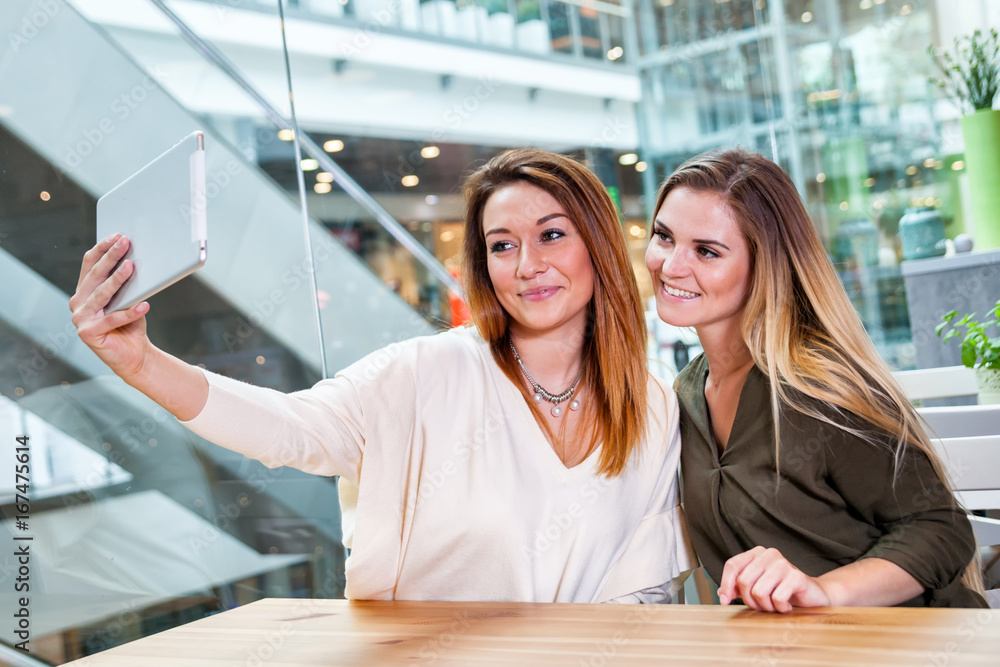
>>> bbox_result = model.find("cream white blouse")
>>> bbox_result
[181,326,694,602]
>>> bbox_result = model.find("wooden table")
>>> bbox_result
[65,598,1000,666]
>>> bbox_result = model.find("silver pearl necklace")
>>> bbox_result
[509,339,583,417]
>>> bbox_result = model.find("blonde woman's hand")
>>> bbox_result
[70,234,153,381]
[717,546,832,612]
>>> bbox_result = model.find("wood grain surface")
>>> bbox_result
[64,598,1000,666]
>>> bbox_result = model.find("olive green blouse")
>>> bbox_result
[675,354,987,608]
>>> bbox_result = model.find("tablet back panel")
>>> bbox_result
[96,131,207,312]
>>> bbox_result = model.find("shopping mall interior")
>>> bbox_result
[1,0,999,662]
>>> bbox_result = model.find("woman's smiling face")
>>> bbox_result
[645,187,752,335]
[483,181,595,338]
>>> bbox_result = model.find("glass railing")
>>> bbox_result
[0,0,453,661]
[274,0,635,65]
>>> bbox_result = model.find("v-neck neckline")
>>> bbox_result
[490,353,601,476]
[697,357,759,465]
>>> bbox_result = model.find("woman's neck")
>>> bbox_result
[509,321,587,389]
[696,322,754,383]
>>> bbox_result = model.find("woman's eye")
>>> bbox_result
[697,246,719,258]
[540,229,565,242]
[654,231,671,243]
[490,241,514,253]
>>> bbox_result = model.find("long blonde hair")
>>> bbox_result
[654,147,982,591]
[462,149,648,477]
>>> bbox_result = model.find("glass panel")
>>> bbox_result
[548,1,573,54]
[632,0,999,372]
[0,0,426,661]
[578,5,603,60]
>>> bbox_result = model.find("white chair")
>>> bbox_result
[919,404,1000,607]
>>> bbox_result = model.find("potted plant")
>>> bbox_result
[928,29,1000,250]
[481,0,514,48]
[936,299,1000,404]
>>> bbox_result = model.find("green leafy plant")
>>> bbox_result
[477,0,509,14]
[928,29,1000,114]
[515,0,540,22]
[936,300,1000,370]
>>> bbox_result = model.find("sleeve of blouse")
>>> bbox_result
[179,345,418,486]
[824,427,977,591]
[596,382,698,603]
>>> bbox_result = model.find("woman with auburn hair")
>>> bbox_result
[645,146,987,611]
[71,148,694,603]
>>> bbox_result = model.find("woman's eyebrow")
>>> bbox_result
[537,212,569,225]
[485,212,569,237]
[652,220,731,251]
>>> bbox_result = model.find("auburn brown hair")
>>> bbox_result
[461,148,649,477]
[653,146,982,592]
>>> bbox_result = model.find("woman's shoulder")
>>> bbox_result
[336,326,488,384]
[674,353,708,392]
[411,325,490,364]
[670,353,708,419]
[641,372,680,448]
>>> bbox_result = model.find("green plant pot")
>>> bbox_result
[960,109,1000,250]
[976,367,1000,405]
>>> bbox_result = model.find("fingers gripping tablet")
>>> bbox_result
[96,130,208,312]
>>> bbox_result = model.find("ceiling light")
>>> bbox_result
[402,175,419,187]
[314,182,332,194]
[278,129,295,141]
[421,146,440,159]
[316,172,334,183]
[324,139,344,153]
[619,153,639,166]
[301,159,319,171]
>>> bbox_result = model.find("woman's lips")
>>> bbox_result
[660,282,700,300]
[520,286,561,302]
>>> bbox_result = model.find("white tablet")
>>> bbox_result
[96,130,207,312]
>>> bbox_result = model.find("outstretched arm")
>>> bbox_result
[71,234,368,480]
[70,234,209,420]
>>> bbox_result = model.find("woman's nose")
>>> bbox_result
[659,247,690,278]
[516,244,546,278]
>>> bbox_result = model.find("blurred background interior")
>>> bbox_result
[1,0,999,662]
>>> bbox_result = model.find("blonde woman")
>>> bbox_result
[71,148,694,603]
[645,147,986,611]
